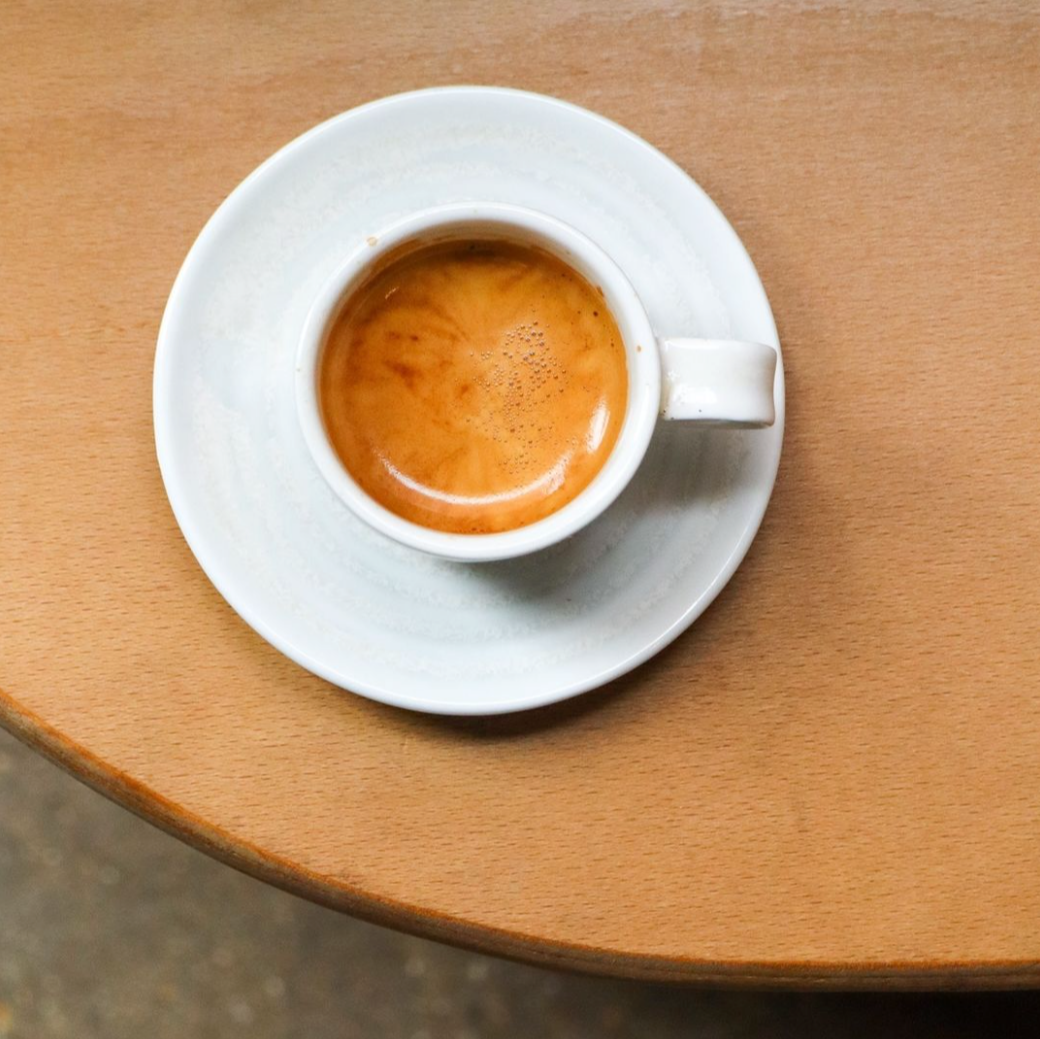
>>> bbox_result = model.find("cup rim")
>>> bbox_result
[295,202,661,562]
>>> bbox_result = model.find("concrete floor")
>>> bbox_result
[0,728,1036,1038]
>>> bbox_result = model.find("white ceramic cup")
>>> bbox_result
[296,202,777,562]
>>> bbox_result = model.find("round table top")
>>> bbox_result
[3,0,1039,989]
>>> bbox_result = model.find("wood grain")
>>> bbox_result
[2,0,1040,987]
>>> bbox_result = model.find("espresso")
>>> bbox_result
[318,239,628,534]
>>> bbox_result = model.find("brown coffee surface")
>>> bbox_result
[319,240,628,534]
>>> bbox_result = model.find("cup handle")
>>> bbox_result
[659,338,778,426]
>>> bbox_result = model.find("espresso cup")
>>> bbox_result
[296,202,777,562]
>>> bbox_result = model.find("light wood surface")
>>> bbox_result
[3,0,1040,987]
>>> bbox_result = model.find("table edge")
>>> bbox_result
[2,689,1038,990]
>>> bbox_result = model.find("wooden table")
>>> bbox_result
[3,1,1039,989]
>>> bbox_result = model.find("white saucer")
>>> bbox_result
[154,87,784,716]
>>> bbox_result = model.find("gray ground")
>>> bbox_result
[0,728,1036,1039]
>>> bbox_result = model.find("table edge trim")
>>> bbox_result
[2,689,1038,989]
